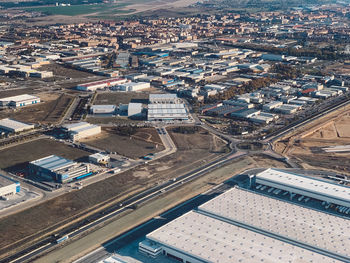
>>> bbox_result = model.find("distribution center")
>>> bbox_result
[29,155,91,183]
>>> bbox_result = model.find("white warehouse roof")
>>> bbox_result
[198,187,350,260]
[0,94,39,103]
[147,210,341,263]
[0,118,34,132]
[256,168,350,207]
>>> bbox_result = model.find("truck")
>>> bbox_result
[56,235,69,244]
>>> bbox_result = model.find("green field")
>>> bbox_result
[25,3,130,16]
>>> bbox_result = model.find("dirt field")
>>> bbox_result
[0,127,231,258]
[0,93,74,124]
[39,63,98,79]
[81,127,164,158]
[0,138,90,171]
[274,103,350,173]
[94,92,150,105]
[0,88,38,99]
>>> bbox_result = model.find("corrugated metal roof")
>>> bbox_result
[30,155,75,172]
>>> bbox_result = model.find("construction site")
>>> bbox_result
[274,102,350,174]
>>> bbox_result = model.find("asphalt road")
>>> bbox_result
[74,183,233,263]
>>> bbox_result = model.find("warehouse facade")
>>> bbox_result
[0,174,20,200]
[63,122,101,141]
[29,155,91,183]
[0,118,35,133]
[253,168,350,207]
[76,77,127,91]
[0,94,40,108]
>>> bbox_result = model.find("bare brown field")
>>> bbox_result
[94,92,149,105]
[0,93,74,124]
[81,127,164,158]
[0,127,229,259]
[0,88,37,99]
[0,138,90,171]
[274,103,350,173]
[39,63,97,79]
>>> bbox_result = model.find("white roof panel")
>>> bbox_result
[198,187,350,259]
[256,168,350,205]
[147,211,341,263]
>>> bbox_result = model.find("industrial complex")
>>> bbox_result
[139,171,350,263]
[29,155,91,183]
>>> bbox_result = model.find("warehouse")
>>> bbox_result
[0,94,40,108]
[76,77,128,91]
[90,105,116,115]
[141,209,341,263]
[0,174,20,200]
[128,103,142,118]
[253,168,350,208]
[117,82,150,92]
[198,187,350,261]
[148,104,188,121]
[262,101,283,111]
[29,155,91,183]
[63,122,101,141]
[0,118,35,133]
[149,94,180,104]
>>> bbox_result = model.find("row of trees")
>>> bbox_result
[229,42,349,61]
[205,76,276,103]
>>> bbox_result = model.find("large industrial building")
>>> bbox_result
[147,94,188,121]
[29,155,91,183]
[117,82,150,92]
[0,174,20,200]
[149,93,181,104]
[0,94,40,108]
[140,185,350,263]
[76,77,128,91]
[63,122,101,141]
[253,168,350,207]
[90,105,116,115]
[128,103,142,118]
[0,118,35,133]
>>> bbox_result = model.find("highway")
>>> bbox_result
[74,182,232,263]
[3,147,245,263]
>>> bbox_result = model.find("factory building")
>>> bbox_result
[0,174,20,200]
[253,168,350,207]
[90,105,116,115]
[0,94,40,108]
[117,82,150,92]
[149,94,180,104]
[76,77,127,91]
[141,186,349,263]
[29,155,91,183]
[63,122,101,141]
[148,104,188,121]
[0,118,35,133]
[147,94,188,121]
[89,153,110,165]
[128,103,143,118]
